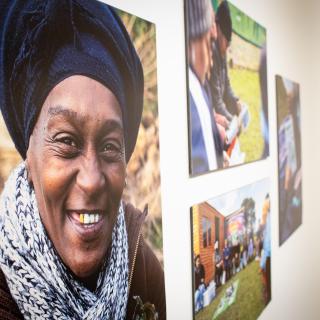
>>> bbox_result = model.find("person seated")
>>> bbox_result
[209,1,243,122]
[194,255,206,312]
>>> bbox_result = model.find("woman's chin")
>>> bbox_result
[56,220,112,280]
[64,252,104,281]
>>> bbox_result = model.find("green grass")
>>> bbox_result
[195,261,268,320]
[229,68,264,162]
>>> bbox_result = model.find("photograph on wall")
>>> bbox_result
[191,179,271,319]
[186,0,269,176]
[0,1,165,319]
[276,75,302,246]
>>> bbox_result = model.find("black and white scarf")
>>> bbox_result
[0,163,129,319]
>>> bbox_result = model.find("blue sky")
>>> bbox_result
[206,179,270,224]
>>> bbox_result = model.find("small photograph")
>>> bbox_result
[191,179,271,320]
[276,75,302,246]
[0,1,165,319]
[186,0,269,176]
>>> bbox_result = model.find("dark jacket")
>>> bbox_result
[0,203,166,320]
[209,41,239,121]
[194,263,205,291]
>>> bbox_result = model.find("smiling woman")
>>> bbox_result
[0,1,165,320]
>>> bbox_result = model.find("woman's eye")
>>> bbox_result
[54,135,78,149]
[61,137,76,147]
[50,134,79,159]
[103,143,118,152]
[101,142,124,160]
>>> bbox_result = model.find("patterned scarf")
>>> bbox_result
[0,163,129,319]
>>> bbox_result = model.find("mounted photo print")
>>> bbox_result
[191,179,271,319]
[276,75,302,246]
[185,0,269,176]
[0,1,165,319]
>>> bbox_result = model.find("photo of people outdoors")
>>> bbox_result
[276,75,302,246]
[0,1,165,319]
[191,179,271,319]
[186,0,269,176]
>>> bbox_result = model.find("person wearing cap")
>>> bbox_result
[209,0,242,123]
[0,1,165,319]
[187,0,224,175]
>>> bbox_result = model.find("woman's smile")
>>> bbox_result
[67,209,107,241]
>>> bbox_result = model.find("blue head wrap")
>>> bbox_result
[0,0,144,162]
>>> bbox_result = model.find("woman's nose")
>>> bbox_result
[76,151,106,196]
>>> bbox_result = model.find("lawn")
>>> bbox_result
[228,68,265,162]
[195,261,268,320]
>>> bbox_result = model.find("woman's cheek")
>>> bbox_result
[107,163,126,199]
[41,161,73,200]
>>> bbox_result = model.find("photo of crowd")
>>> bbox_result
[186,0,269,176]
[276,75,302,246]
[191,179,271,319]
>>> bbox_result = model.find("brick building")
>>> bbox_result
[192,202,225,286]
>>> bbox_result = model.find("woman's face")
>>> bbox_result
[27,75,126,280]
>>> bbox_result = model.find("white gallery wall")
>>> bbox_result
[105,0,320,318]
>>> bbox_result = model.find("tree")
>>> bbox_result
[241,198,256,237]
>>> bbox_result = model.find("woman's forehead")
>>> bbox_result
[42,76,123,122]
[46,105,124,133]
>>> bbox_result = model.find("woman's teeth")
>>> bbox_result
[79,213,100,224]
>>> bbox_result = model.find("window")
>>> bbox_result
[215,217,220,246]
[202,217,212,248]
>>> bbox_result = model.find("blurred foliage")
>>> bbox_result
[241,198,256,236]
[117,9,158,116]
[117,10,163,261]
[133,295,159,320]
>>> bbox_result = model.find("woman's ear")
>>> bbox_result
[25,152,33,184]
[25,132,37,185]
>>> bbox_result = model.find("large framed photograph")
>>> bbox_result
[185,0,269,176]
[0,1,165,319]
[276,75,302,246]
[191,179,271,319]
